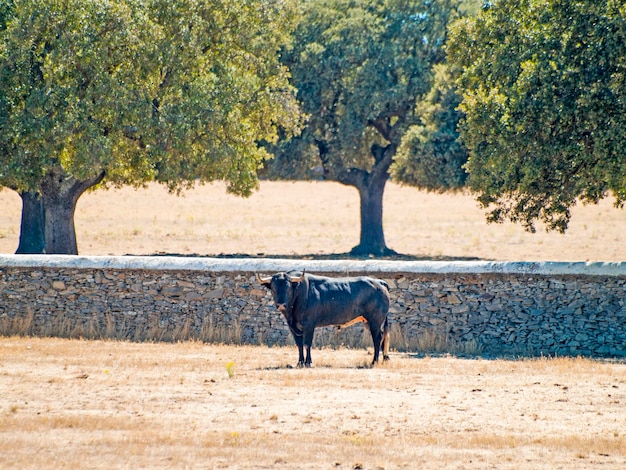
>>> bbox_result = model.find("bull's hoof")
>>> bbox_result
[371,356,390,365]
[297,361,305,368]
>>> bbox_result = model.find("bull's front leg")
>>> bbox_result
[296,339,305,369]
[289,328,305,368]
[303,326,315,368]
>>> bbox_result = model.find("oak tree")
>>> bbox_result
[271,0,458,256]
[448,0,626,232]
[0,0,299,253]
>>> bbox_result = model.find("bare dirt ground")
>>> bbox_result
[1,338,625,469]
[2,182,625,468]
[0,181,624,260]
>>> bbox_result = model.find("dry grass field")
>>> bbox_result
[2,182,626,468]
[0,180,625,260]
[1,338,626,469]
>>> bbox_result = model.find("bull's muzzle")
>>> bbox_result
[276,303,287,312]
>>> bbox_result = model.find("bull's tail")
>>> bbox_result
[382,316,390,361]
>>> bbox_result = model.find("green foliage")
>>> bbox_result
[0,0,300,195]
[264,0,464,255]
[0,0,300,253]
[392,64,468,191]
[146,0,301,196]
[448,0,626,232]
[0,0,157,190]
[268,0,459,181]
[0,1,13,30]
[458,0,483,16]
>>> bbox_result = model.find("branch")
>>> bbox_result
[314,139,332,179]
[368,105,409,143]
[370,143,396,180]
[368,118,392,142]
[69,170,106,202]
[337,167,368,189]
[41,166,106,203]
[315,138,367,188]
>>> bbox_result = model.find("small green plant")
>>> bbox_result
[225,361,236,378]
[226,431,240,446]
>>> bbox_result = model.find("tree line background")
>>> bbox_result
[1,0,624,256]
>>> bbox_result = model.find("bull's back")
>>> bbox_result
[303,275,389,327]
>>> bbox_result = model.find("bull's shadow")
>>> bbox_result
[258,360,379,371]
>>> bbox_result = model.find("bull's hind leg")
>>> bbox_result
[381,317,390,361]
[369,322,384,365]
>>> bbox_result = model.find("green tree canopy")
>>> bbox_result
[0,0,299,253]
[269,0,459,256]
[391,63,468,191]
[448,0,626,232]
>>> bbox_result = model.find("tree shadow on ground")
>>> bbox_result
[139,252,485,261]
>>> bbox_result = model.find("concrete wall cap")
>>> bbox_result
[0,255,625,277]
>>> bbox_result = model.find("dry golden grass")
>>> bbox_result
[0,181,624,260]
[1,182,625,468]
[1,337,625,469]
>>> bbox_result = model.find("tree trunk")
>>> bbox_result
[42,190,79,255]
[15,191,46,254]
[39,168,106,255]
[331,144,396,257]
[318,139,398,257]
[350,171,396,257]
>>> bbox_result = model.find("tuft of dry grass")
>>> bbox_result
[0,312,480,357]
[388,323,482,356]
[1,181,625,260]
[1,337,625,469]
[0,310,243,346]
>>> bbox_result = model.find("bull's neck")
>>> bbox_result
[290,279,308,318]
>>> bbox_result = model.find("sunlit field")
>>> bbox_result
[1,337,625,469]
[0,181,624,260]
[1,182,625,468]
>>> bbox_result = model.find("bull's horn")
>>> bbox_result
[288,270,305,283]
[256,273,273,284]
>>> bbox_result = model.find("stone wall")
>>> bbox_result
[1,255,625,357]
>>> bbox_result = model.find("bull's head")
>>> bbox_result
[257,270,305,313]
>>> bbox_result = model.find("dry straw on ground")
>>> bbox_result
[1,182,625,468]
[1,338,625,469]
[0,181,624,260]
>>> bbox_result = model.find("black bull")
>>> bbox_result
[257,271,391,367]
